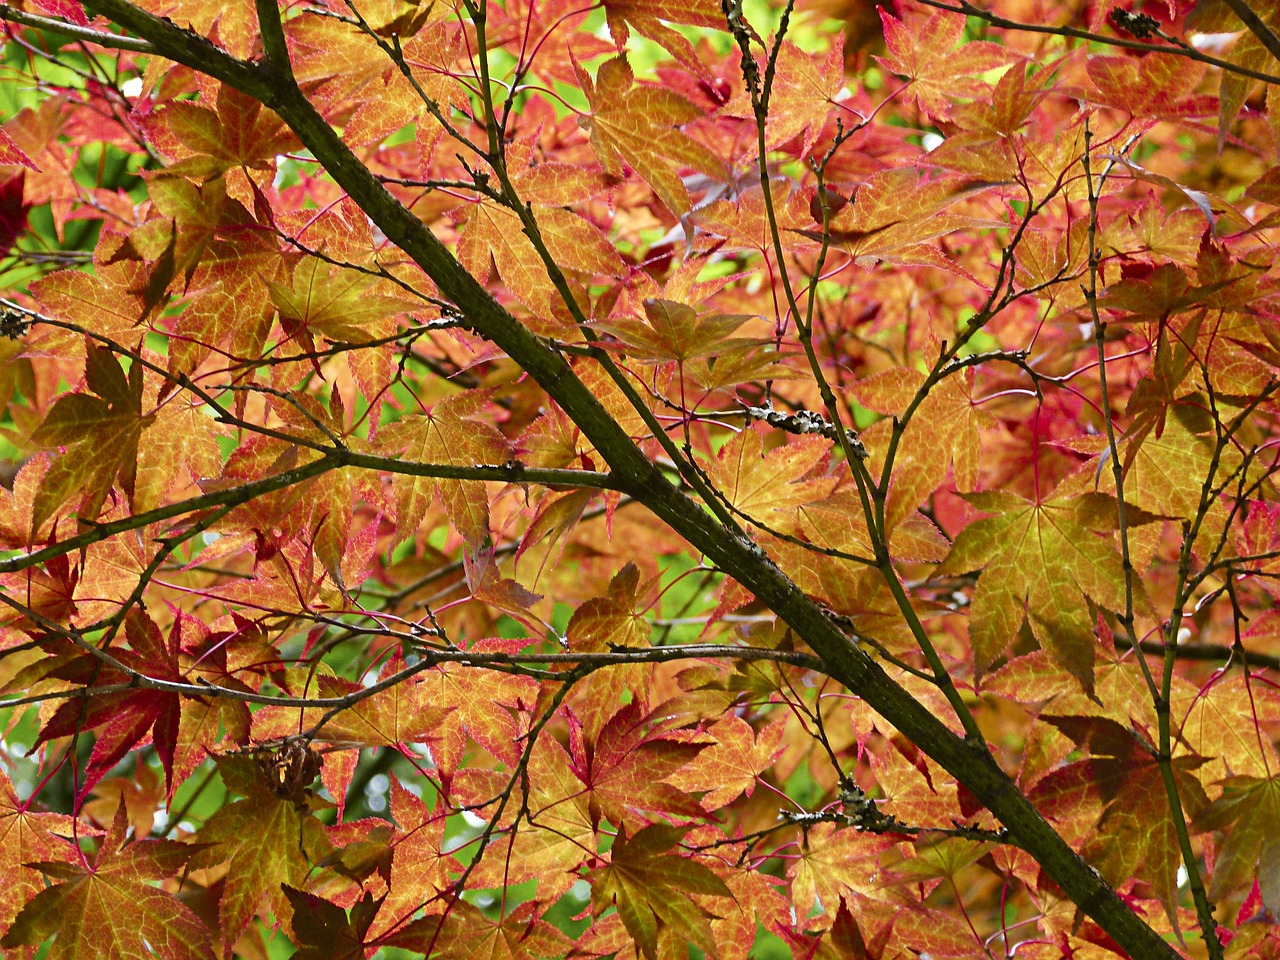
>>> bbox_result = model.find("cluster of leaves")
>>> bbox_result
[0,0,1279,957]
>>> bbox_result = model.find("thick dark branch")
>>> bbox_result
[253,0,293,81]
[86,0,271,94]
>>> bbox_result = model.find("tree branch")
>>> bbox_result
[915,0,1280,87]
[0,3,155,53]
[46,5,1188,956]
[1220,0,1280,66]
[0,454,620,576]
[253,0,293,81]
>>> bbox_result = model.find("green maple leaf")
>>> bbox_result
[589,823,731,960]
[940,491,1132,691]
[1,808,212,960]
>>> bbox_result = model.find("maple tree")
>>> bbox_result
[1,0,1280,956]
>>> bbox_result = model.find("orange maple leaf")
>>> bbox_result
[575,56,728,215]
[2,807,212,960]
[376,392,514,548]
[589,823,731,960]
[876,8,1017,120]
[186,755,330,950]
[29,345,152,536]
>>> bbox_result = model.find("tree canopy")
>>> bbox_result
[0,0,1278,958]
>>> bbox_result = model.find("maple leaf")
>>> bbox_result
[369,779,456,938]
[9,3,1280,959]
[457,199,620,316]
[266,256,417,355]
[589,822,732,960]
[423,661,539,774]
[0,767,75,937]
[187,758,332,954]
[567,562,652,739]
[1,807,212,960]
[570,701,707,827]
[134,394,224,512]
[141,0,255,56]
[462,546,546,630]
[602,0,724,77]
[876,8,1017,120]
[755,40,847,156]
[575,56,728,215]
[283,887,382,960]
[317,671,452,749]
[29,345,152,533]
[712,871,790,960]
[376,392,513,547]
[0,126,39,171]
[703,427,835,526]
[1033,715,1210,920]
[30,610,183,800]
[592,298,763,365]
[666,715,786,810]
[0,172,30,254]
[1196,774,1280,916]
[0,525,78,638]
[939,491,1133,691]
[148,85,298,182]
[1185,0,1280,149]
[788,821,898,920]
[798,168,1001,275]
[253,661,451,752]
[347,25,462,147]
[168,619,254,796]
[467,735,595,906]
[1086,53,1208,118]
[86,760,165,837]
[387,899,574,960]
[852,366,995,532]
[692,178,815,254]
[1181,673,1280,781]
